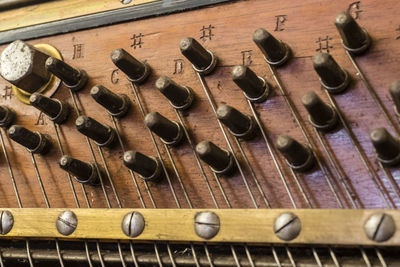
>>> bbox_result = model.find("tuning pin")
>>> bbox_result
[253,28,291,66]
[0,40,50,93]
[29,93,69,124]
[75,116,116,147]
[45,57,88,92]
[370,128,400,167]
[123,150,162,181]
[0,106,15,128]
[389,80,400,117]
[196,141,234,175]
[110,48,150,84]
[335,12,371,55]
[217,105,256,140]
[180,37,217,75]
[302,91,338,131]
[90,85,130,117]
[8,125,51,154]
[59,155,99,185]
[276,135,314,172]
[155,76,194,110]
[145,112,183,146]
[232,65,269,103]
[313,52,350,94]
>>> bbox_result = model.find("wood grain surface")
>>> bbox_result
[0,0,398,216]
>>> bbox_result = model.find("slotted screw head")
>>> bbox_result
[194,211,220,240]
[364,213,396,242]
[56,210,77,236]
[121,212,145,237]
[274,212,301,241]
[0,40,50,93]
[0,211,13,235]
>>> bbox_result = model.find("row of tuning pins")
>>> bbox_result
[0,11,399,185]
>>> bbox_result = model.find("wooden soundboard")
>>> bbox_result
[0,0,399,265]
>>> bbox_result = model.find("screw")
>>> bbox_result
[180,37,217,74]
[0,211,13,235]
[121,211,145,237]
[76,116,116,147]
[8,125,52,154]
[0,106,15,128]
[302,91,338,131]
[45,57,88,91]
[232,65,268,103]
[30,93,69,124]
[313,52,350,94]
[0,40,50,93]
[194,211,220,240]
[389,80,400,117]
[276,135,315,172]
[123,150,162,181]
[274,212,301,241]
[217,105,255,140]
[335,11,371,54]
[370,128,400,167]
[56,210,77,236]
[110,48,150,83]
[145,112,183,146]
[59,155,98,185]
[253,28,291,66]
[364,213,396,242]
[196,141,234,175]
[91,85,130,117]
[155,76,194,110]
[120,0,131,4]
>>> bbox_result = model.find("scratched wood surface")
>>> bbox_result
[0,0,399,212]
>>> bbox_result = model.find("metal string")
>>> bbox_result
[325,91,392,208]
[130,82,180,208]
[52,122,80,207]
[0,130,34,266]
[69,89,112,208]
[266,64,335,267]
[53,115,95,266]
[346,51,400,134]
[313,128,359,208]
[268,64,344,208]
[30,153,65,267]
[195,72,277,267]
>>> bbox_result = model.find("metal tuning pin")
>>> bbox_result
[335,11,371,55]
[179,37,217,75]
[370,128,400,167]
[0,106,15,128]
[232,65,269,103]
[110,48,150,84]
[75,116,116,147]
[217,105,256,140]
[276,135,314,172]
[196,141,234,176]
[29,93,69,124]
[302,91,338,131]
[8,125,51,154]
[313,52,350,94]
[123,150,162,181]
[145,112,183,146]
[0,40,50,93]
[90,85,130,117]
[389,80,400,117]
[45,57,88,92]
[59,155,98,185]
[253,28,291,66]
[155,76,194,110]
